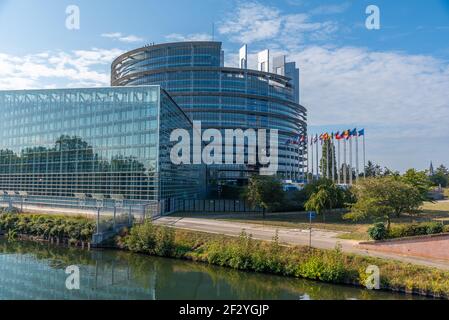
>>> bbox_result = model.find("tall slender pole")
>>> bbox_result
[311,138,314,181]
[316,136,319,179]
[326,140,330,179]
[331,137,335,182]
[356,132,359,182]
[343,139,347,184]
[363,134,366,178]
[349,137,353,185]
[337,139,341,184]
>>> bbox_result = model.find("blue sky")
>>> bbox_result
[0,0,448,172]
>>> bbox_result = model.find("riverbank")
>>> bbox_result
[1,212,449,299]
[117,221,449,299]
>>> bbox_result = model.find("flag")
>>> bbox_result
[314,134,318,143]
[285,138,292,145]
[335,131,342,140]
[300,135,306,143]
[350,128,357,137]
[342,130,350,139]
[358,129,365,136]
[310,136,314,146]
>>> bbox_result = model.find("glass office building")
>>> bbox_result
[111,41,307,184]
[0,86,203,212]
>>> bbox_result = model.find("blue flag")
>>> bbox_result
[358,129,365,136]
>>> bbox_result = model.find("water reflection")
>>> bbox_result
[0,240,424,300]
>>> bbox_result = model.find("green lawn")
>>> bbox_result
[173,200,449,241]
[443,188,449,198]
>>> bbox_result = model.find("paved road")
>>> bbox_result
[154,216,449,270]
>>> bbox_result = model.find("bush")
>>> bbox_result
[296,246,347,282]
[0,213,95,243]
[155,226,175,256]
[388,222,444,239]
[368,222,388,240]
[123,221,176,257]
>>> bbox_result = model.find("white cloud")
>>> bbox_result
[165,33,213,42]
[285,46,449,170]
[101,32,144,43]
[288,46,449,136]
[309,3,351,15]
[0,48,124,90]
[218,1,338,47]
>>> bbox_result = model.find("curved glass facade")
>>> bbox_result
[112,42,307,182]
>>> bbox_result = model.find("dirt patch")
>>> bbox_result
[359,234,449,261]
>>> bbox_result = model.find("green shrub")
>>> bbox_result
[368,223,388,240]
[388,222,445,239]
[296,246,347,282]
[0,213,95,243]
[123,220,156,253]
[425,222,444,234]
[155,226,175,256]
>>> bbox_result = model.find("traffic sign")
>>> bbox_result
[309,211,316,220]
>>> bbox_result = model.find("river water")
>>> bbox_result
[0,239,424,300]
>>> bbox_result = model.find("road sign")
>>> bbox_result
[309,211,316,220]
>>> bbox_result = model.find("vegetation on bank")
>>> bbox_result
[117,221,449,298]
[368,221,448,241]
[0,212,95,244]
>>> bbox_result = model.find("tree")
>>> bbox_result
[401,169,432,201]
[364,160,383,177]
[320,140,337,180]
[244,175,284,217]
[429,165,449,188]
[344,177,423,230]
[304,179,348,222]
[382,167,400,177]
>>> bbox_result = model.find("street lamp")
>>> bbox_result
[111,194,124,229]
[92,193,105,235]
[18,191,28,212]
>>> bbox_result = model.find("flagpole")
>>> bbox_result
[349,136,353,185]
[337,138,341,184]
[356,131,359,182]
[311,137,314,181]
[331,138,335,182]
[363,133,366,178]
[326,139,329,179]
[343,138,347,185]
[315,135,319,179]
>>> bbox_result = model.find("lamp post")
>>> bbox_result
[111,194,124,229]
[92,194,105,235]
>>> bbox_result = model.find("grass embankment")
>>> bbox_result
[174,201,449,241]
[117,221,449,298]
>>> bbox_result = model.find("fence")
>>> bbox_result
[171,199,263,214]
[0,194,152,222]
